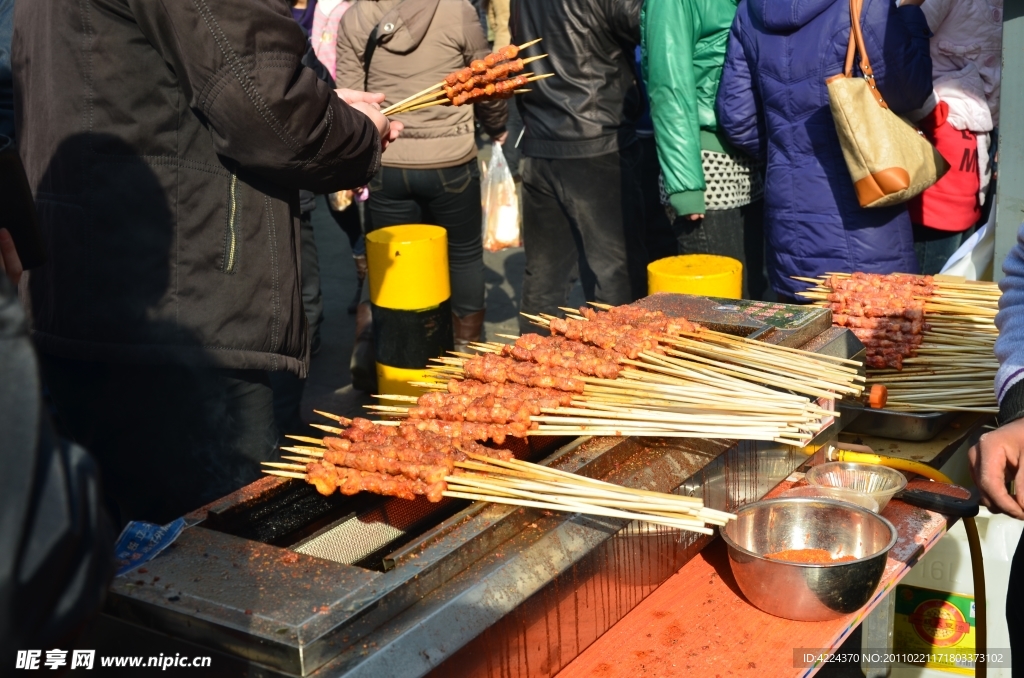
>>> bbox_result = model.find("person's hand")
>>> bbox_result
[493,131,509,145]
[684,214,704,221]
[335,89,386,107]
[968,418,1024,519]
[349,101,403,151]
[0,228,23,287]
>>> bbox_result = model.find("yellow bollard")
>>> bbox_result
[365,225,451,399]
[647,254,743,299]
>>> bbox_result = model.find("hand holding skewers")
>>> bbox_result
[335,89,404,150]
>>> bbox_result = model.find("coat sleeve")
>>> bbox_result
[606,0,643,49]
[642,0,705,215]
[464,0,508,137]
[715,12,764,162]
[996,224,1024,423]
[919,0,953,34]
[487,0,512,49]
[862,2,933,116]
[335,8,368,91]
[128,0,381,193]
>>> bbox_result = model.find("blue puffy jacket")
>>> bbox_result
[716,0,933,299]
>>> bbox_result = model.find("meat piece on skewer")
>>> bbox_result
[543,306,703,359]
[502,333,623,378]
[462,353,586,393]
[307,460,339,496]
[409,390,567,425]
[322,448,452,484]
[816,272,941,371]
[399,418,528,446]
[445,45,523,86]
[305,461,446,502]
[445,378,574,405]
[484,44,519,67]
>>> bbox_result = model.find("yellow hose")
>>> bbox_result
[831,446,986,677]
[833,447,953,483]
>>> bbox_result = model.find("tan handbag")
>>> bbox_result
[826,0,948,208]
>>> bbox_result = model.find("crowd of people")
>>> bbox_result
[0,0,1020,665]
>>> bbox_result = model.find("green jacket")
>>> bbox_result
[641,0,738,216]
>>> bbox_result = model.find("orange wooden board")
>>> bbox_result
[556,479,953,678]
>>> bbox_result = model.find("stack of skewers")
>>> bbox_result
[263,301,866,529]
[367,303,865,446]
[264,419,733,534]
[796,272,1000,413]
[381,39,552,116]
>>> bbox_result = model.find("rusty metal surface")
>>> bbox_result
[105,527,381,671]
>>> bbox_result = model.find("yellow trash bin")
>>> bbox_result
[647,254,743,299]
[365,225,451,399]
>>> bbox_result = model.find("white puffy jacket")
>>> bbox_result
[916,0,1002,202]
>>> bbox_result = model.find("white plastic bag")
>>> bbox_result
[940,197,996,280]
[481,142,520,252]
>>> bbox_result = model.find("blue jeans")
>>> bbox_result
[912,224,965,275]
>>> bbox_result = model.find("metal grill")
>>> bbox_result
[292,495,456,565]
[290,438,547,565]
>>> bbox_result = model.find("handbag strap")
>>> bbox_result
[363,23,380,91]
[843,0,889,109]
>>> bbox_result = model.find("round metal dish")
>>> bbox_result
[721,497,897,621]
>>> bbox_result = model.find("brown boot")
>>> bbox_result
[350,301,377,392]
[452,310,485,353]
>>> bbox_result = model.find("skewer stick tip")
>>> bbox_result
[310,423,344,434]
[285,435,326,446]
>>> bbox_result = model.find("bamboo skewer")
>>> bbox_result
[261,447,732,534]
[798,272,999,412]
[392,75,554,114]
[381,39,543,114]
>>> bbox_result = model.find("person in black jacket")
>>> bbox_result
[510,0,648,333]
[13,0,400,524]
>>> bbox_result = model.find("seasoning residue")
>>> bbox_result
[765,548,855,564]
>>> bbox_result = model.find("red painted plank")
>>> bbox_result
[557,485,952,678]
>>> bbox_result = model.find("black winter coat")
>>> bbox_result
[13,0,382,376]
[510,0,644,159]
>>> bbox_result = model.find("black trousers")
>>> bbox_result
[367,161,485,318]
[672,200,767,301]
[519,144,648,334]
[40,356,278,525]
[1009,529,1024,671]
[638,137,678,263]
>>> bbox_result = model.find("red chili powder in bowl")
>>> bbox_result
[764,548,856,564]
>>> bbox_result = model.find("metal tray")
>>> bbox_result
[838,402,956,442]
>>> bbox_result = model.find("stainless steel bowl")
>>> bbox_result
[721,498,897,621]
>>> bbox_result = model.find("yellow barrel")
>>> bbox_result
[647,254,743,299]
[365,225,451,399]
